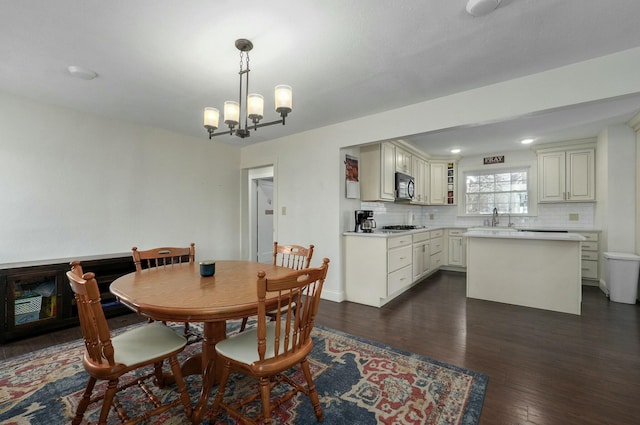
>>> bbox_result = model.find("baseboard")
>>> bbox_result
[321,288,345,303]
[598,279,609,295]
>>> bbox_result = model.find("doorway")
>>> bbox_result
[248,166,274,263]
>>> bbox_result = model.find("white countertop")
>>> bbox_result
[344,225,596,239]
[343,227,442,237]
[464,229,586,241]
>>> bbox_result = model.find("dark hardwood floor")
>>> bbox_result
[2,271,639,424]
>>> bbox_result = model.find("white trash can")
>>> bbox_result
[603,252,640,304]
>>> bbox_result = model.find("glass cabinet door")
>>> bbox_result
[8,270,61,327]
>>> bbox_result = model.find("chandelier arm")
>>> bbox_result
[209,129,234,139]
[252,118,285,130]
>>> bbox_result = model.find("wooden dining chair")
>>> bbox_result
[131,243,195,271]
[239,242,315,332]
[131,243,200,342]
[66,261,192,425]
[211,258,330,424]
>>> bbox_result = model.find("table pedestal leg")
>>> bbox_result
[191,321,227,424]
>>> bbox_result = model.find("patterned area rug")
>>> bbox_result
[0,322,487,424]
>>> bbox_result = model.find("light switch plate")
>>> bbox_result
[569,213,579,221]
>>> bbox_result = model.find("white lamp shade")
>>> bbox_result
[224,101,240,125]
[274,85,292,113]
[203,107,219,129]
[247,93,264,120]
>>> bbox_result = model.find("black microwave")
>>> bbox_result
[395,172,415,201]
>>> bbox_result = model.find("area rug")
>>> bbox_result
[0,321,487,424]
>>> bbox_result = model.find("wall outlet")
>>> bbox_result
[281,206,287,215]
[569,213,579,221]
[429,213,434,220]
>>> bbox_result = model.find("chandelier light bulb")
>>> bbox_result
[275,85,292,115]
[203,107,219,130]
[224,101,240,126]
[247,93,264,121]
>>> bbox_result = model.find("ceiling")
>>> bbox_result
[1,0,640,157]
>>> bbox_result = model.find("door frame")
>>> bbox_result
[247,166,275,261]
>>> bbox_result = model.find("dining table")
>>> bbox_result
[110,260,293,424]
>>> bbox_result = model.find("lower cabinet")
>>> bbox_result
[577,232,599,284]
[1,254,135,343]
[388,236,412,295]
[446,228,467,267]
[412,232,431,280]
[344,230,446,308]
[430,229,444,269]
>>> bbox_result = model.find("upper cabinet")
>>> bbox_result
[411,156,429,205]
[429,161,447,205]
[537,143,595,203]
[395,146,412,175]
[429,161,457,205]
[360,142,396,201]
[359,141,457,204]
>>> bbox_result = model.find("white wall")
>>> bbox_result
[597,124,637,253]
[0,92,242,264]
[241,47,640,303]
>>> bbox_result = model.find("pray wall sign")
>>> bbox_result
[483,155,504,165]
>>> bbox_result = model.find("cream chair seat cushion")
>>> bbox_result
[216,321,294,365]
[112,322,187,366]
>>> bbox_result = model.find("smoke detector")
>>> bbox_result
[67,66,98,80]
[466,0,501,17]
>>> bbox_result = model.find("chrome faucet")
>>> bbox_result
[491,207,499,227]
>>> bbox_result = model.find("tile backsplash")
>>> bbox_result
[360,202,596,230]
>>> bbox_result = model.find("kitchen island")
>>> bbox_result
[465,229,586,315]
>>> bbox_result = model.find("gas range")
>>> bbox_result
[378,225,427,233]
[382,225,425,230]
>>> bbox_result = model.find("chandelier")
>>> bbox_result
[203,38,292,139]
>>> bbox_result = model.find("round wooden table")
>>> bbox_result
[110,260,292,423]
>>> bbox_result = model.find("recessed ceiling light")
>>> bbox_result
[466,0,501,17]
[451,148,461,154]
[67,65,98,80]
[520,138,534,145]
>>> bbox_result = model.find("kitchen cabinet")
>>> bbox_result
[388,236,413,296]
[429,161,447,205]
[344,233,413,307]
[344,229,447,307]
[538,147,595,202]
[360,142,396,202]
[429,229,444,269]
[395,146,412,175]
[412,231,431,280]
[447,228,467,267]
[577,231,599,284]
[411,156,429,205]
[1,254,135,342]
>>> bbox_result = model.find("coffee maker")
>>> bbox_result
[354,210,376,233]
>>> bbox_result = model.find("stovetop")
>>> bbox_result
[382,225,425,230]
